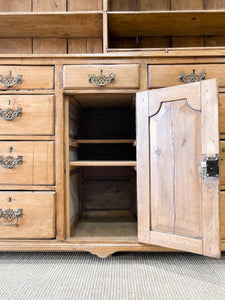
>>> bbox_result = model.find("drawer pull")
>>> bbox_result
[179,69,206,83]
[0,208,23,226]
[0,155,23,169]
[0,107,22,121]
[88,69,115,87]
[0,70,22,88]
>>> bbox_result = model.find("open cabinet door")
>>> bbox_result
[136,79,220,258]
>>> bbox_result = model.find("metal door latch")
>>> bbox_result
[201,155,219,177]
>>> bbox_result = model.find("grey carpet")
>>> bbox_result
[0,252,225,300]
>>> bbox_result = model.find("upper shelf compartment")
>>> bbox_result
[0,12,103,38]
[108,11,225,37]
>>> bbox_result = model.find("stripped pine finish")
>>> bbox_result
[0,0,224,258]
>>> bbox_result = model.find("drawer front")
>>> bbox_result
[220,141,225,187]
[0,141,54,185]
[0,192,55,239]
[0,66,54,90]
[0,95,54,135]
[221,192,225,239]
[148,64,225,88]
[63,64,140,89]
[219,93,225,135]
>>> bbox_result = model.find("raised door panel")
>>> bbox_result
[136,79,220,258]
[150,100,202,238]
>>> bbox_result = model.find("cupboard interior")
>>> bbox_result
[67,94,137,240]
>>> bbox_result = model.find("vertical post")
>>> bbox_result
[55,64,65,241]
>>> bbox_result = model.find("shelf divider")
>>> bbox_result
[70,160,137,169]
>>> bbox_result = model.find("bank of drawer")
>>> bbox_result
[0,95,54,135]
[0,66,54,90]
[0,141,54,185]
[148,64,225,88]
[63,64,140,89]
[0,192,55,239]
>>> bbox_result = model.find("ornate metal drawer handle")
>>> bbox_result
[0,208,23,226]
[0,107,22,121]
[179,69,206,83]
[88,69,115,87]
[0,155,23,169]
[0,70,22,88]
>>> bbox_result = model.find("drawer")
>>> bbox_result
[0,192,55,239]
[0,95,54,135]
[219,93,225,136]
[0,66,54,90]
[220,141,225,187]
[63,64,140,89]
[148,64,225,88]
[0,141,54,185]
[221,192,225,239]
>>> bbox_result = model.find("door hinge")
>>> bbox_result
[201,155,219,177]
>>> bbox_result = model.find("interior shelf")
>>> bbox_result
[70,218,137,239]
[70,139,136,146]
[0,12,103,38]
[108,11,225,38]
[70,161,137,168]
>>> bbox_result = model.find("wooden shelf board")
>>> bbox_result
[73,139,136,144]
[70,160,137,168]
[70,218,137,239]
[0,12,103,38]
[108,11,225,37]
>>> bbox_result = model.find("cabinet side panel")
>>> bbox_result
[70,172,80,230]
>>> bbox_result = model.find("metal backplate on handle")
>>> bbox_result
[179,69,206,83]
[0,208,23,226]
[0,107,22,121]
[0,155,23,169]
[0,70,22,88]
[88,69,115,87]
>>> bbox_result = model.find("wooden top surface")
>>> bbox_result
[0,48,224,59]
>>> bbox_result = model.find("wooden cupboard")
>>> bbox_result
[0,0,224,258]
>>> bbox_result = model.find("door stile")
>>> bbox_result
[136,91,151,243]
[201,79,220,257]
